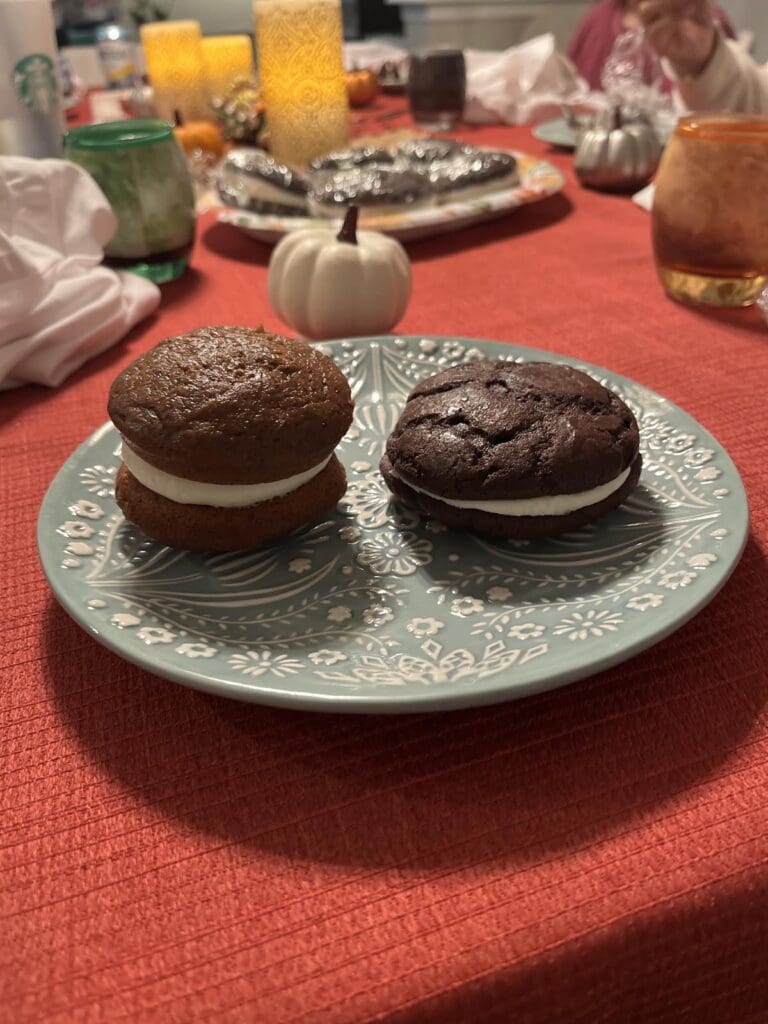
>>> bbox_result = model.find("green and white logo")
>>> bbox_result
[12,54,58,115]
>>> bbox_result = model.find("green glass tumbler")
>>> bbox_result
[64,119,196,283]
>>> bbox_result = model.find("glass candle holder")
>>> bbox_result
[253,0,348,167]
[64,119,196,284]
[202,35,255,99]
[140,20,210,122]
[652,114,768,307]
[408,49,466,132]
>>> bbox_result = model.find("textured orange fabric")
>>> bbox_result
[2,107,767,1023]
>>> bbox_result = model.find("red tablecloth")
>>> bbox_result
[3,110,768,1023]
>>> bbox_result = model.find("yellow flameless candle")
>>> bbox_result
[202,35,255,98]
[253,0,348,167]
[140,20,210,122]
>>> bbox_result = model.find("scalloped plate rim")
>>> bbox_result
[216,149,565,244]
[37,336,749,714]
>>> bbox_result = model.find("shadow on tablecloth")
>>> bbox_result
[41,535,766,871]
[405,193,574,262]
[201,193,575,269]
[381,879,768,1023]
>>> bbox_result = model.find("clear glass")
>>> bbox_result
[652,114,768,307]
[64,119,196,283]
[407,49,466,131]
[253,0,348,167]
[600,29,665,114]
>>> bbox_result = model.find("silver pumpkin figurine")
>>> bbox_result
[574,106,662,193]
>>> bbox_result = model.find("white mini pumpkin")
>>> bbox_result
[268,207,412,341]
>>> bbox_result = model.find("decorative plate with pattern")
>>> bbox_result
[217,151,565,245]
[38,337,748,713]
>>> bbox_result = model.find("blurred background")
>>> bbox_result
[55,0,768,85]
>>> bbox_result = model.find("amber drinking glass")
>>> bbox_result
[652,114,768,307]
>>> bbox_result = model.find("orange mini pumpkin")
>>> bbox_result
[173,113,225,159]
[345,69,378,108]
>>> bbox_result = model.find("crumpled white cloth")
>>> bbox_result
[464,34,593,125]
[0,157,160,390]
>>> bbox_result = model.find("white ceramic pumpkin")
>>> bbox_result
[268,207,412,341]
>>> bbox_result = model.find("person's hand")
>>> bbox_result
[637,0,718,77]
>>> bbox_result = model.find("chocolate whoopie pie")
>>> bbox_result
[423,151,520,202]
[307,166,431,218]
[308,145,395,172]
[381,360,641,540]
[109,327,353,551]
[218,149,309,216]
[396,138,468,162]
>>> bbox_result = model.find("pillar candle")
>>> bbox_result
[140,20,210,123]
[202,35,255,99]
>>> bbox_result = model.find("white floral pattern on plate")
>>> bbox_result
[38,336,748,712]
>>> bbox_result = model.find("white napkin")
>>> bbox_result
[0,156,160,390]
[632,183,655,211]
[464,34,593,126]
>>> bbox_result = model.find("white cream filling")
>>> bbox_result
[394,466,632,517]
[434,171,520,205]
[121,444,331,508]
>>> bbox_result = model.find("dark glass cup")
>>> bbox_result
[407,49,466,131]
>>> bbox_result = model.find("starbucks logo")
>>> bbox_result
[12,54,58,114]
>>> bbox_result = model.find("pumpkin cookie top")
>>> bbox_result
[108,327,353,485]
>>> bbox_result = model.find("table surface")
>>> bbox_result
[3,104,768,1023]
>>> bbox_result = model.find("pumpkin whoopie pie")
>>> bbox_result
[108,326,353,551]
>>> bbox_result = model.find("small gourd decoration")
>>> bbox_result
[172,109,225,161]
[268,206,412,341]
[345,68,379,108]
[574,106,662,193]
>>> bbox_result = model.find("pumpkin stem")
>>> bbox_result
[337,205,359,245]
[173,108,183,127]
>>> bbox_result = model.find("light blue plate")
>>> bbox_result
[38,336,748,713]
[532,117,578,150]
[533,114,676,152]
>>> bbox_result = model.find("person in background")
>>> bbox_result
[638,0,768,111]
[568,0,734,90]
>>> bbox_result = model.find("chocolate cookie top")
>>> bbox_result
[422,151,519,195]
[396,138,468,162]
[308,166,428,210]
[385,360,640,500]
[109,327,353,485]
[221,149,309,196]
[309,146,394,172]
